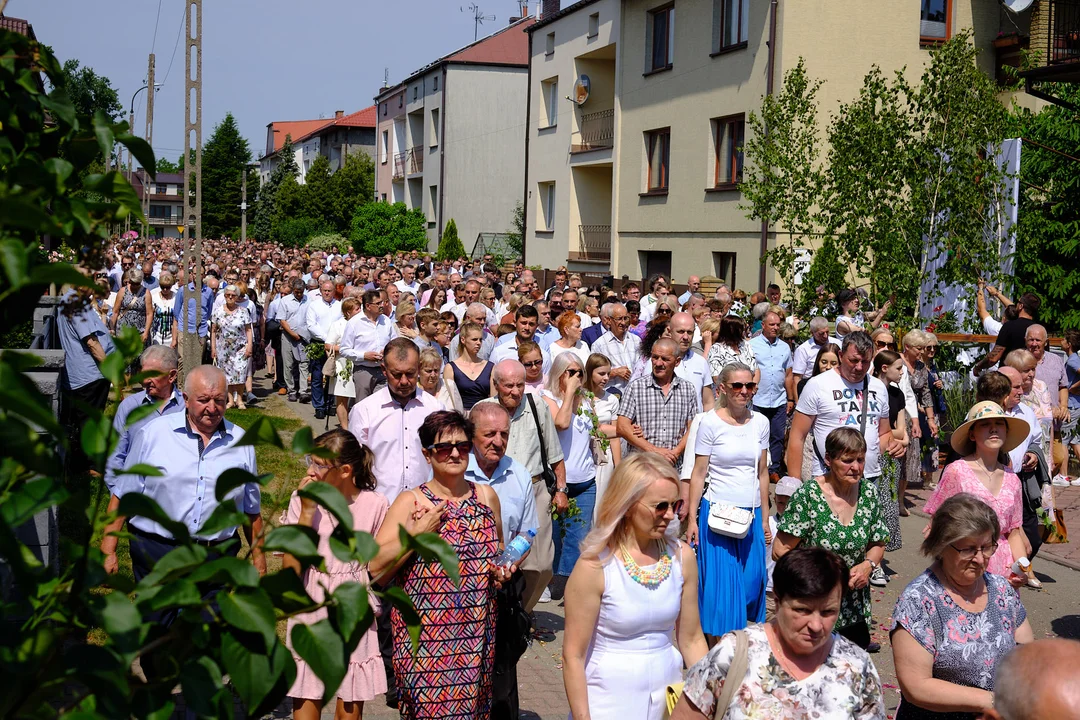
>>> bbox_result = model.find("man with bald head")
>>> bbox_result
[618,338,701,471]
[637,312,714,411]
[982,638,1080,720]
[678,275,701,306]
[477,360,565,611]
[1024,324,1069,424]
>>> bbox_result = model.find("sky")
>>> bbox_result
[29,0,531,166]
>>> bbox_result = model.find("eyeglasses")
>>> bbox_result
[875,341,897,349]
[304,455,335,473]
[727,382,758,391]
[566,369,583,377]
[950,542,998,560]
[522,360,544,368]
[425,441,472,460]
[642,499,684,516]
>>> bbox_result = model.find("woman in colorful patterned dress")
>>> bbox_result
[773,427,890,652]
[891,494,1033,719]
[371,411,511,720]
[210,284,253,410]
[923,402,1030,585]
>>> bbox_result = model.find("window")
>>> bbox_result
[588,12,600,38]
[640,250,672,281]
[538,181,555,231]
[399,94,403,108]
[382,102,387,116]
[381,193,387,202]
[644,128,670,193]
[155,184,167,194]
[714,0,748,52]
[381,130,389,163]
[712,251,736,287]
[429,185,438,221]
[149,204,172,219]
[413,85,418,101]
[541,77,559,128]
[711,115,744,188]
[433,75,439,91]
[920,0,950,41]
[646,5,674,73]
[545,32,555,55]
[430,109,440,146]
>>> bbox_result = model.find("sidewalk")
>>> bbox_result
[905,481,1079,570]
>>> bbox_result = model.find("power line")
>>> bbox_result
[150,0,163,55]
[160,2,185,88]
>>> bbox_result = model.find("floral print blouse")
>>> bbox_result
[777,479,889,629]
[707,340,758,381]
[682,623,886,720]
[890,569,1026,718]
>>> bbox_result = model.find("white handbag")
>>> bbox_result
[708,504,753,538]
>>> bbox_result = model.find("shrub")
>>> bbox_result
[307,233,347,252]
[275,217,329,248]
[349,202,428,256]
[435,218,466,261]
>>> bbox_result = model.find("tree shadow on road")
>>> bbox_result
[1051,615,1080,640]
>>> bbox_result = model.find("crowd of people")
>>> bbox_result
[53,235,1080,720]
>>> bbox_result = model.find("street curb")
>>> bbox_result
[910,507,1080,573]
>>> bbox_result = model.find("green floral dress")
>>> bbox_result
[777,479,889,630]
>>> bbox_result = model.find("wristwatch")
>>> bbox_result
[867,559,880,571]
[554,486,568,495]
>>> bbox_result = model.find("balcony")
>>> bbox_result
[148,215,182,226]
[571,109,614,153]
[573,224,611,262]
[408,146,424,174]
[1023,0,1080,84]
[392,152,408,181]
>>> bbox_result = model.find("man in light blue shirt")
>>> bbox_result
[677,275,700,306]
[111,365,264,598]
[749,309,793,479]
[171,276,214,343]
[278,278,311,402]
[58,286,116,471]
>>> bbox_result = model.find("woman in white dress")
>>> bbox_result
[549,311,591,366]
[563,453,708,720]
[326,297,360,428]
[148,270,177,347]
[582,352,621,520]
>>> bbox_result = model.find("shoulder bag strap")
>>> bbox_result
[713,629,749,720]
[859,376,870,439]
[525,393,550,470]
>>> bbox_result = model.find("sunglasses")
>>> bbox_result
[425,441,472,460]
[728,382,758,391]
[643,499,685,515]
[875,341,897,349]
[566,369,583,377]
[522,360,544,368]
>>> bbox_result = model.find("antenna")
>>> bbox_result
[461,3,496,41]
[1002,0,1033,12]
[383,67,390,89]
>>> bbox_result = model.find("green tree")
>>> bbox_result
[329,151,374,233]
[436,218,466,261]
[272,173,305,243]
[253,136,298,241]
[201,113,254,238]
[50,57,123,121]
[1011,82,1080,331]
[796,236,847,313]
[0,31,454,719]
[156,156,181,174]
[301,154,334,226]
[739,59,826,287]
[505,201,524,258]
[350,202,428,256]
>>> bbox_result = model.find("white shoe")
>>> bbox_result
[869,564,888,587]
[1052,475,1071,487]
[1072,478,1080,487]
[538,586,552,603]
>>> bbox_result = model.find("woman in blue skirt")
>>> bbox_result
[686,362,771,642]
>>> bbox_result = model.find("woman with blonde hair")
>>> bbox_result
[394,300,418,339]
[563,454,708,720]
[418,347,463,412]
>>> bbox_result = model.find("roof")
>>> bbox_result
[526,0,604,32]
[377,17,535,101]
[0,15,35,39]
[335,105,377,128]
[267,119,331,153]
[148,172,185,184]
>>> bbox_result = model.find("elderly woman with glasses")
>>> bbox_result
[687,362,771,642]
[899,329,936,511]
[371,411,511,720]
[891,493,1033,719]
[211,283,254,409]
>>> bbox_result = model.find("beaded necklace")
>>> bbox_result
[620,540,672,588]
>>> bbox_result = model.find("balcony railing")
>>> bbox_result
[148,215,182,225]
[392,151,408,180]
[1046,0,1080,65]
[577,224,611,261]
[571,109,615,153]
[409,146,424,174]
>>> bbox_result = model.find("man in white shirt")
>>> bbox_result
[491,305,551,374]
[339,289,395,401]
[678,275,700,306]
[447,279,482,322]
[792,316,833,397]
[306,278,342,420]
[591,302,640,397]
[394,263,420,295]
[639,280,670,324]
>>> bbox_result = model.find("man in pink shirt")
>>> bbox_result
[347,336,443,708]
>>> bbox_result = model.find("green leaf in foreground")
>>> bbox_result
[217,587,277,652]
[291,620,346,704]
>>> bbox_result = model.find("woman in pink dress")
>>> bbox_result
[283,428,388,720]
[924,402,1029,585]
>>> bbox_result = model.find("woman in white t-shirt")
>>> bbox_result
[687,362,770,643]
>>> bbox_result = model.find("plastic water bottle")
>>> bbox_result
[1010,557,1030,576]
[496,530,536,567]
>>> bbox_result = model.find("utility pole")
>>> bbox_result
[180,0,204,380]
[240,167,248,245]
[143,53,155,239]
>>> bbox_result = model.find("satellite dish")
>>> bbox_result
[572,75,591,106]
[1003,0,1033,13]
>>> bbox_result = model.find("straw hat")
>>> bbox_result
[950,401,1031,455]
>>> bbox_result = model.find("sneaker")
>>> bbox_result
[1052,475,1072,487]
[314,410,326,420]
[1072,478,1080,487]
[245,392,256,403]
[277,387,288,395]
[866,641,881,654]
[538,586,552,603]
[287,393,298,402]
[869,564,888,587]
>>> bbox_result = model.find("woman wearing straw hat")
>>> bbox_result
[923,401,1031,587]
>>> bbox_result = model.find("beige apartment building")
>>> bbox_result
[523,0,1046,288]
[374,17,536,251]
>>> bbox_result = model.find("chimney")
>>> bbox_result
[542,0,559,18]
[335,110,344,119]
